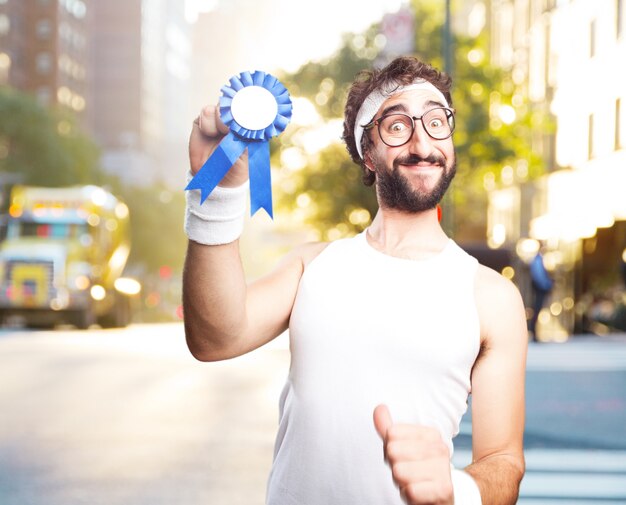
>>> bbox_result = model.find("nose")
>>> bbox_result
[406,119,433,156]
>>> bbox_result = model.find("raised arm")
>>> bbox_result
[465,265,528,504]
[183,106,317,362]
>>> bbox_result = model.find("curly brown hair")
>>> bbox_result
[342,56,453,186]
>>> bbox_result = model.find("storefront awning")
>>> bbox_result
[530,163,626,241]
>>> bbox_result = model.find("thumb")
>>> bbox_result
[373,404,393,440]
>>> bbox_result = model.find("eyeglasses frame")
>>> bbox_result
[362,107,456,148]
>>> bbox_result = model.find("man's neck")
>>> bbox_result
[366,207,450,260]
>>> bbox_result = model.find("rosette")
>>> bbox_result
[186,70,293,218]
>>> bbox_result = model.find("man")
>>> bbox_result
[528,247,553,341]
[183,56,527,505]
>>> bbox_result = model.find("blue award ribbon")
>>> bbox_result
[185,70,293,218]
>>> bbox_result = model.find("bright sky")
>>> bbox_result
[186,0,408,72]
[184,0,412,156]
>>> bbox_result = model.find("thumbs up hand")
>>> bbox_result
[373,404,454,505]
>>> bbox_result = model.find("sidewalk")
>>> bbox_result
[543,332,626,343]
[527,332,626,371]
[530,332,626,345]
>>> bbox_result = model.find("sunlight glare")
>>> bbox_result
[300,119,343,154]
[291,97,320,126]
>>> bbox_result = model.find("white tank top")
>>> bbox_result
[267,230,481,505]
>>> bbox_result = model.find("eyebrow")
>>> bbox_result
[379,99,447,118]
[380,103,407,117]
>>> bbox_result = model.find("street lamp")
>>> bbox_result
[441,0,455,235]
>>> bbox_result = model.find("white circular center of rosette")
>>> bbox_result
[230,85,278,131]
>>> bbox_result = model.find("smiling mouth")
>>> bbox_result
[399,162,442,171]
[395,154,446,171]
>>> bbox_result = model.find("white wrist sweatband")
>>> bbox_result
[451,468,482,505]
[184,171,249,245]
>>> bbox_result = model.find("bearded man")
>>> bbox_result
[183,56,527,505]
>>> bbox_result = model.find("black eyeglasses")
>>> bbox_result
[363,107,456,147]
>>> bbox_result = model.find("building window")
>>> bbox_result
[590,20,596,58]
[0,52,10,84]
[588,113,594,159]
[35,52,53,74]
[61,0,87,19]
[617,98,623,150]
[0,14,9,36]
[36,19,52,40]
[544,22,551,88]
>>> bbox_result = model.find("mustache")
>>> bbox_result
[393,153,446,168]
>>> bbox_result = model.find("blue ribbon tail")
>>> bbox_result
[248,141,273,219]
[185,132,247,203]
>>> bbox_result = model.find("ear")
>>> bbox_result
[363,152,375,173]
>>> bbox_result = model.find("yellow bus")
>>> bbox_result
[0,185,140,328]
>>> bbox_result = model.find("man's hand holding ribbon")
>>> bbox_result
[189,105,249,188]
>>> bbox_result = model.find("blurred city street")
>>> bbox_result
[1,0,626,503]
[1,324,625,505]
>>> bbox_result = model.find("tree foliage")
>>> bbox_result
[108,180,187,274]
[0,87,100,187]
[273,1,550,242]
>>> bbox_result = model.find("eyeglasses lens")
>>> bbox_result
[378,108,454,145]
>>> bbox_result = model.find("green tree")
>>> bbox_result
[272,25,383,240]
[0,87,100,187]
[273,1,549,242]
[111,182,187,274]
[445,28,549,241]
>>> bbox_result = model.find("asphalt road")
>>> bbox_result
[0,324,288,505]
[1,324,625,504]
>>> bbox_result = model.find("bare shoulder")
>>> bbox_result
[475,264,524,310]
[271,241,329,275]
[474,264,527,347]
[294,241,330,267]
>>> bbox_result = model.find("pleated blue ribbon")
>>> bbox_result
[186,70,293,218]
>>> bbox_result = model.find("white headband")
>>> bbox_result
[353,80,449,159]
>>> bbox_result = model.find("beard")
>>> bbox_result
[374,152,457,213]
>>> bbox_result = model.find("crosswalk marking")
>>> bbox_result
[522,472,626,500]
[452,449,626,503]
[523,449,626,472]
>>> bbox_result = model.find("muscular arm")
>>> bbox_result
[183,240,320,361]
[183,105,325,361]
[464,266,528,504]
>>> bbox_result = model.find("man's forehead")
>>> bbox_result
[378,89,446,115]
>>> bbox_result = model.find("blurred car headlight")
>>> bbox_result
[114,277,141,296]
[90,284,106,301]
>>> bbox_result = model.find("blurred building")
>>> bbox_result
[190,1,275,111]
[0,0,91,122]
[92,0,192,189]
[0,0,191,189]
[487,0,626,339]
